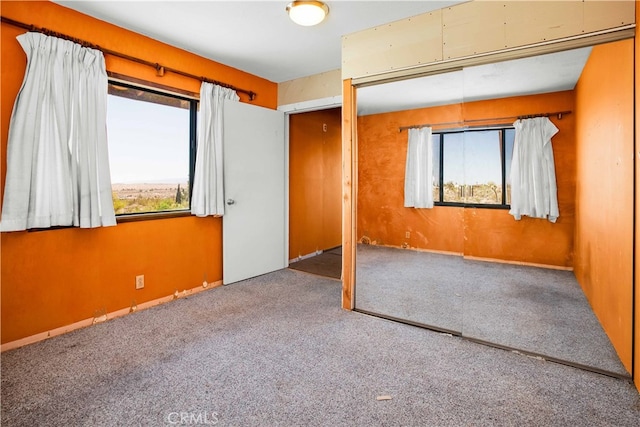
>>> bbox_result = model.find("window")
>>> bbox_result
[107,82,197,215]
[432,128,515,207]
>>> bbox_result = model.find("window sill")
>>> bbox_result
[116,210,192,223]
[434,203,511,210]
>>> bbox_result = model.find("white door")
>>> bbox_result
[222,100,286,284]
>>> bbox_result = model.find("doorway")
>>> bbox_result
[288,107,342,279]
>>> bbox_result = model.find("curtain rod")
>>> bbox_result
[399,110,572,132]
[1,16,257,101]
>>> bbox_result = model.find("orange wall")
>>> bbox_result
[357,91,575,267]
[289,108,342,259]
[0,1,278,344]
[635,0,640,391]
[574,40,634,373]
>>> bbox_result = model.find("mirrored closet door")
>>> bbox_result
[353,41,633,378]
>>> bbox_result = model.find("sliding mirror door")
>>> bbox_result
[354,40,633,378]
[354,70,465,333]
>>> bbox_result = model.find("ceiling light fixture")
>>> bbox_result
[286,1,329,26]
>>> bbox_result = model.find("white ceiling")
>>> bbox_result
[54,0,463,83]
[53,1,592,114]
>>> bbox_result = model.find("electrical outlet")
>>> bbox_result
[135,274,144,290]
[405,231,410,238]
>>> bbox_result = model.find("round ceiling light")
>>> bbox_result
[286,1,329,26]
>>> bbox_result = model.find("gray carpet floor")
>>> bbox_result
[2,269,639,426]
[289,246,342,279]
[355,244,629,377]
[356,246,465,333]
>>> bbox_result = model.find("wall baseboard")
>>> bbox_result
[361,242,463,258]
[463,255,573,271]
[1,280,223,352]
[360,242,572,271]
[289,250,324,264]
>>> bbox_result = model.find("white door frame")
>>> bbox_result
[279,95,343,268]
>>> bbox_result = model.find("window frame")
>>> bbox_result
[433,126,514,209]
[107,80,199,221]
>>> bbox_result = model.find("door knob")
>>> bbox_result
[226,199,235,205]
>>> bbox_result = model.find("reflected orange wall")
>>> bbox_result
[357,91,575,267]
[0,1,277,344]
[574,39,634,373]
[289,108,342,259]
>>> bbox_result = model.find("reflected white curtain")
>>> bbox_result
[404,127,434,209]
[191,82,239,217]
[1,32,115,232]
[509,117,559,222]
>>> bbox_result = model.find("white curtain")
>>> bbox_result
[404,127,434,209]
[1,32,115,232]
[509,117,559,222]
[191,82,239,217]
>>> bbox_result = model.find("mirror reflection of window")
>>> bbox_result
[462,130,504,205]
[504,128,515,205]
[435,129,514,206]
[441,132,464,203]
[431,134,441,203]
